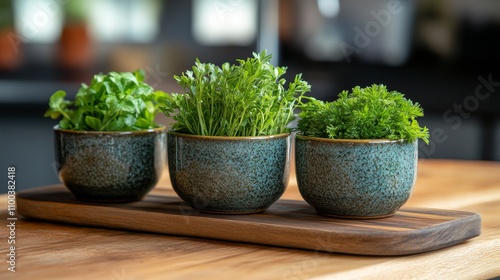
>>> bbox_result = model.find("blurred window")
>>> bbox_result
[12,0,160,43]
[192,0,257,46]
[88,0,161,42]
[317,0,339,18]
[13,0,64,43]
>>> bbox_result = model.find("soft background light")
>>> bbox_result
[192,0,257,46]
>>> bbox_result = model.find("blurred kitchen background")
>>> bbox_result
[1,0,500,191]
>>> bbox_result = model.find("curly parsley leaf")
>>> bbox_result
[298,84,429,144]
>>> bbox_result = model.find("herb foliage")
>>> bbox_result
[298,84,429,143]
[160,50,311,136]
[44,69,167,131]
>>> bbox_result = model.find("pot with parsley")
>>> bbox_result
[45,69,167,202]
[295,84,429,219]
[161,50,310,214]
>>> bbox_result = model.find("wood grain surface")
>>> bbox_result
[1,159,499,280]
[16,185,481,256]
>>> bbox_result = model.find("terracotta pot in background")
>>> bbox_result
[57,24,94,69]
[0,28,21,70]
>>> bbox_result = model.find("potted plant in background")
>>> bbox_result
[0,0,20,70]
[161,50,311,214]
[45,69,167,202]
[58,0,93,70]
[295,84,429,218]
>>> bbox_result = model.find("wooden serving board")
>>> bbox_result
[17,185,481,256]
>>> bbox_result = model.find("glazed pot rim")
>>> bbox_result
[53,125,166,135]
[295,134,410,144]
[168,130,291,141]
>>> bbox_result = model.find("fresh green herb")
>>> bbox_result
[298,84,429,143]
[44,69,167,131]
[160,50,311,136]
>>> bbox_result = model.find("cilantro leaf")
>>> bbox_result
[85,116,101,130]
[45,69,168,131]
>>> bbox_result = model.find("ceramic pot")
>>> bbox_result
[295,135,418,219]
[54,126,166,202]
[167,131,291,214]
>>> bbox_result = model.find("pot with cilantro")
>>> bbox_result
[45,69,167,202]
[295,84,429,219]
[161,50,311,214]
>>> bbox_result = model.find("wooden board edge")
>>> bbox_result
[17,193,482,256]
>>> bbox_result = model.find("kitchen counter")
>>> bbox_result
[1,159,499,279]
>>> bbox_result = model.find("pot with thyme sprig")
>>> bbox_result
[161,50,311,214]
[296,84,429,219]
[44,69,167,202]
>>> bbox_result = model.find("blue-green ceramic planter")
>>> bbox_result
[167,131,291,214]
[295,135,418,219]
[55,126,166,202]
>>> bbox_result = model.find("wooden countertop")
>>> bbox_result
[1,159,499,279]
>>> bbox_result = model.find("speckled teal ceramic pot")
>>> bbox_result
[54,126,166,202]
[295,135,418,219]
[167,131,291,214]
